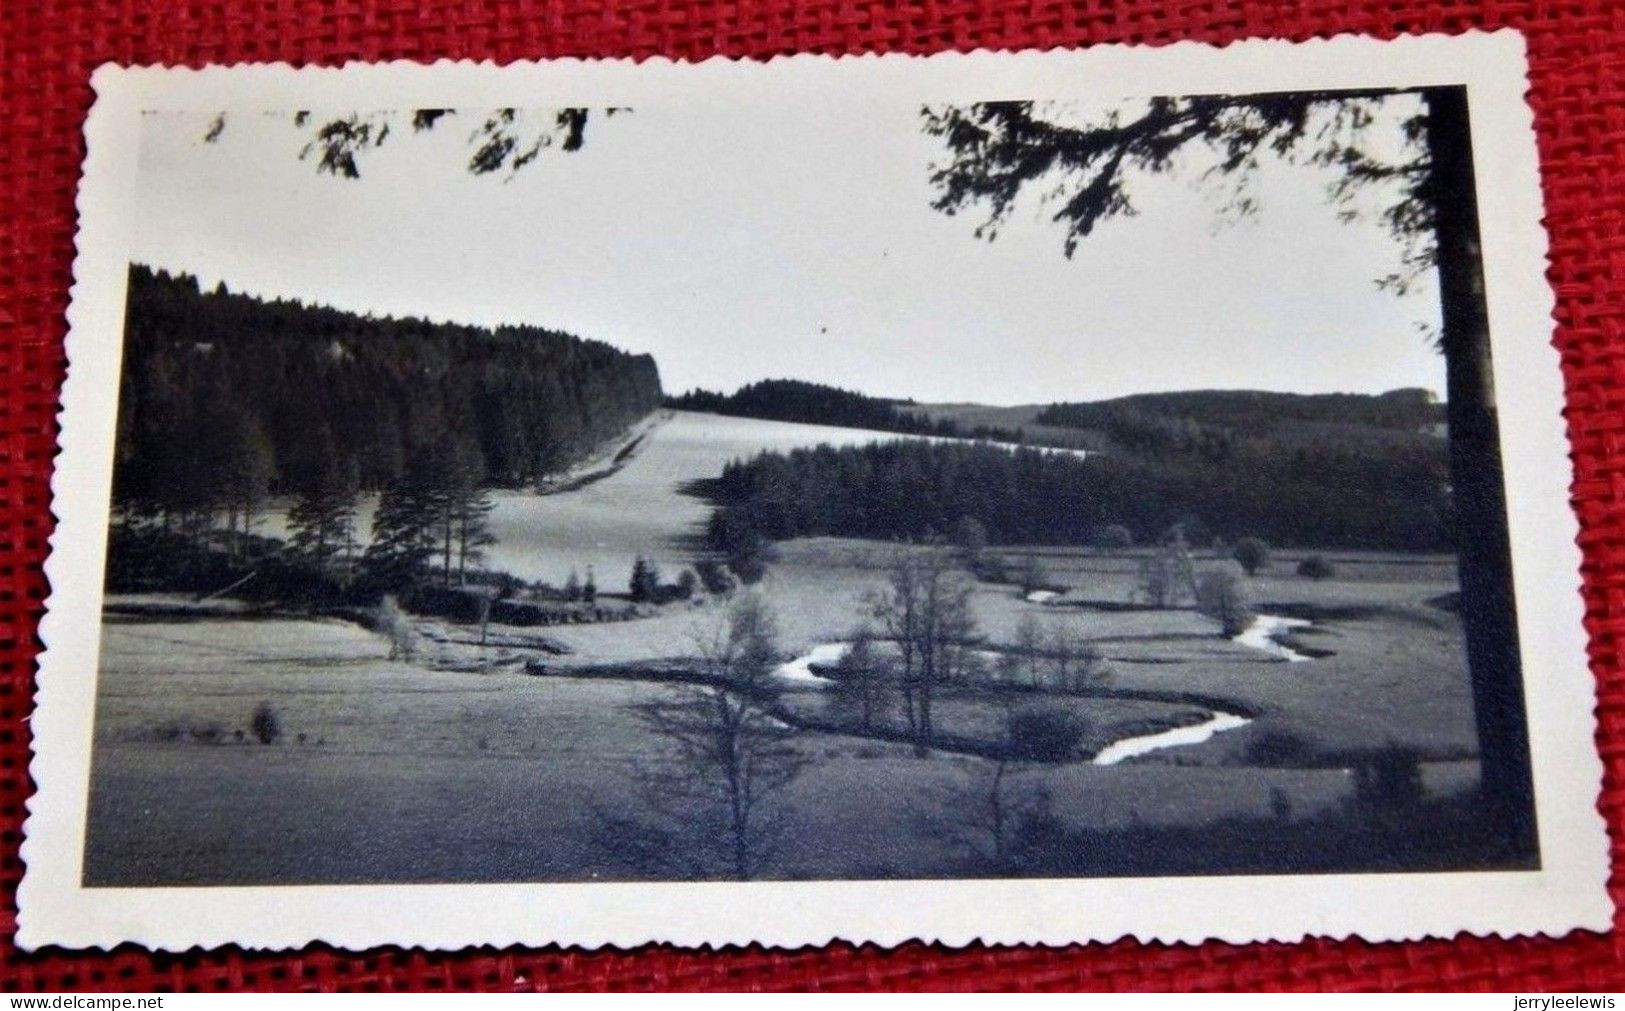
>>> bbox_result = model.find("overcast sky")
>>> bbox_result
[132,100,1445,405]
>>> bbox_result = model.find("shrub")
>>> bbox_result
[972,554,1009,584]
[694,558,736,596]
[1297,555,1336,581]
[1138,542,1193,608]
[1195,563,1253,636]
[1245,728,1317,766]
[954,516,988,563]
[251,702,281,745]
[1016,553,1051,595]
[405,584,487,622]
[629,556,661,602]
[1232,537,1270,576]
[649,578,696,605]
[1094,524,1134,552]
[1006,705,1087,761]
[727,537,770,586]
[1269,787,1293,823]
[373,594,417,659]
[1352,746,1424,807]
[1165,516,1212,548]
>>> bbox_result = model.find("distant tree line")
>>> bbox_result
[1035,388,1444,459]
[113,264,663,525]
[668,378,1026,443]
[705,436,1450,552]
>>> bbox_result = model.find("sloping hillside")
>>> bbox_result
[262,409,945,587]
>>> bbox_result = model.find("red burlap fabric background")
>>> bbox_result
[2,0,1622,993]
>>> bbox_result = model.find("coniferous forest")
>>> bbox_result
[706,431,1451,552]
[112,264,663,514]
[1034,389,1445,453]
[668,379,1025,442]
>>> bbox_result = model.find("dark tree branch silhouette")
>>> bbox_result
[923,89,1533,854]
[206,107,625,179]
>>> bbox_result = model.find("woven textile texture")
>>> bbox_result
[1,0,1622,993]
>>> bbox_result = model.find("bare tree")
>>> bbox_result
[607,592,808,880]
[833,625,885,731]
[961,759,1019,871]
[868,546,979,753]
[932,704,1082,874]
[1044,619,1104,691]
[1011,611,1047,688]
[868,551,923,738]
[1138,535,1196,608]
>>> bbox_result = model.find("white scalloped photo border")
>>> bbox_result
[19,30,1611,952]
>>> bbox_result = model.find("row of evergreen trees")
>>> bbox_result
[706,436,1451,552]
[109,432,500,601]
[362,436,496,590]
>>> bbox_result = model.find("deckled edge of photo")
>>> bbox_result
[18,29,1612,953]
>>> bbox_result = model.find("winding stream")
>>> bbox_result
[1091,710,1251,765]
[772,612,1318,764]
[1234,614,1314,662]
[772,643,847,684]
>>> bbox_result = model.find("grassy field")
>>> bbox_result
[86,534,1483,884]
[87,411,1495,884]
[88,610,1479,884]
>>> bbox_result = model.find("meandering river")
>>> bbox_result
[1234,614,1315,662]
[1091,710,1252,765]
[773,610,1321,765]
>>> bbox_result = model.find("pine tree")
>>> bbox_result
[629,556,662,602]
[454,485,495,584]
[363,451,442,590]
[288,455,360,577]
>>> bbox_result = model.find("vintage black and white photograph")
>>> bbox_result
[22,38,1608,951]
